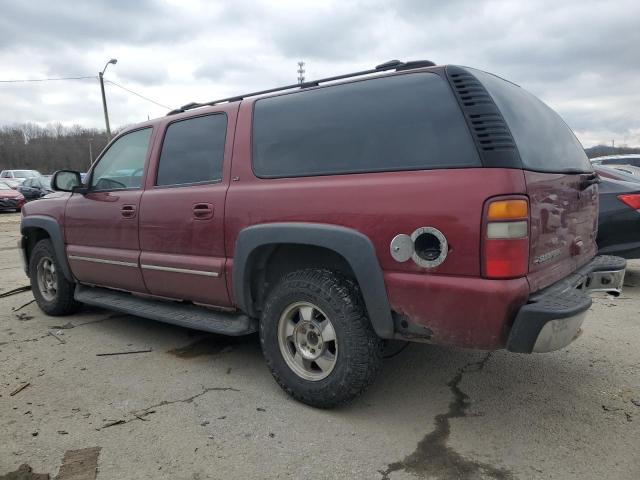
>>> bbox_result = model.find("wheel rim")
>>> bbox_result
[277,301,338,381]
[36,256,57,302]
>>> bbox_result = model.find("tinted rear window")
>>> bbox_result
[470,68,591,173]
[252,72,479,178]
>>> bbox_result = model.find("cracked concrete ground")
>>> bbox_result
[1,210,639,479]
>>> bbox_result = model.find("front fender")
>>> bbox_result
[21,215,74,282]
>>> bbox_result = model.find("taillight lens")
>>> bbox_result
[483,197,529,279]
[618,194,640,210]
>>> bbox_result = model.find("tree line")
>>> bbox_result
[0,122,638,174]
[0,123,111,174]
[584,145,640,159]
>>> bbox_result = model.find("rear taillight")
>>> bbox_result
[483,198,529,279]
[617,194,640,211]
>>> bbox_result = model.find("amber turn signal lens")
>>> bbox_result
[487,199,528,220]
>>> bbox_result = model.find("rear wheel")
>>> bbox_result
[260,269,384,408]
[29,239,80,316]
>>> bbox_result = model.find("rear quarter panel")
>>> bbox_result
[226,100,528,284]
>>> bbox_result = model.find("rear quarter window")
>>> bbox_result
[252,72,480,178]
[470,68,592,173]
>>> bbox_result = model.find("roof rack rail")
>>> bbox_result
[167,59,436,115]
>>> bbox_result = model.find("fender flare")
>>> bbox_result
[21,215,74,282]
[232,222,394,338]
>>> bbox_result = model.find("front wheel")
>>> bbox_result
[29,239,81,316]
[260,269,384,408]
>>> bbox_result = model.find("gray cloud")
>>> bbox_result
[0,0,197,49]
[0,0,637,147]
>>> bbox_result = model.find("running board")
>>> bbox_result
[75,285,257,336]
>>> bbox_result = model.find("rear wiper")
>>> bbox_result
[579,172,600,190]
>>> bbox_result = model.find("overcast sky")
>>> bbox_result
[0,0,638,147]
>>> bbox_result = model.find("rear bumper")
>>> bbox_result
[506,255,626,353]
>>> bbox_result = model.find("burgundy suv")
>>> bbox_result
[20,60,626,408]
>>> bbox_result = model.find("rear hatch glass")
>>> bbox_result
[470,68,598,291]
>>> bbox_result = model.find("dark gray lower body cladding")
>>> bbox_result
[75,284,257,336]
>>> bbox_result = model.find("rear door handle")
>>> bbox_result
[193,203,214,220]
[121,204,136,218]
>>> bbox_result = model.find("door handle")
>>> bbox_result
[193,203,214,220]
[121,205,136,218]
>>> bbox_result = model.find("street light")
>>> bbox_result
[99,58,117,138]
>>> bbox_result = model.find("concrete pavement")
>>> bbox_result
[1,211,638,479]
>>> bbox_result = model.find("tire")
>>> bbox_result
[29,239,81,316]
[260,269,384,408]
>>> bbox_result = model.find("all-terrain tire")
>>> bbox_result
[260,269,384,408]
[29,239,81,316]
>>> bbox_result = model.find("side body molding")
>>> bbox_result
[21,215,74,282]
[233,223,394,338]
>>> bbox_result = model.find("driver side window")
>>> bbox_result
[91,128,152,190]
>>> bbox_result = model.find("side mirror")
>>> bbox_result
[52,170,82,192]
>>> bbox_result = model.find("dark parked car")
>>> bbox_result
[18,176,53,200]
[596,175,640,259]
[20,60,626,407]
[0,181,26,211]
[594,164,640,183]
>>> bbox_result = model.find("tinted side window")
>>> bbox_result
[156,114,227,186]
[252,73,479,178]
[91,128,152,190]
[470,68,592,173]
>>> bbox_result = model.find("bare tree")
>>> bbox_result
[0,123,111,173]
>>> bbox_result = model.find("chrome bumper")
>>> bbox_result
[579,268,625,296]
[507,255,626,353]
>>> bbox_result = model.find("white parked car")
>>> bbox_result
[0,169,41,188]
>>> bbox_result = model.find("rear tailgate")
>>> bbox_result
[469,67,598,292]
[525,171,598,291]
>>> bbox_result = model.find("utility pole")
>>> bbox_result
[99,58,117,138]
[297,61,305,84]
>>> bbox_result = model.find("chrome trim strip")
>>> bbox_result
[68,255,138,268]
[140,264,220,277]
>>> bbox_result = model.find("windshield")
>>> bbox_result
[14,170,40,178]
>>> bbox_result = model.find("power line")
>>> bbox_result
[0,73,170,110]
[104,80,170,110]
[0,75,97,83]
